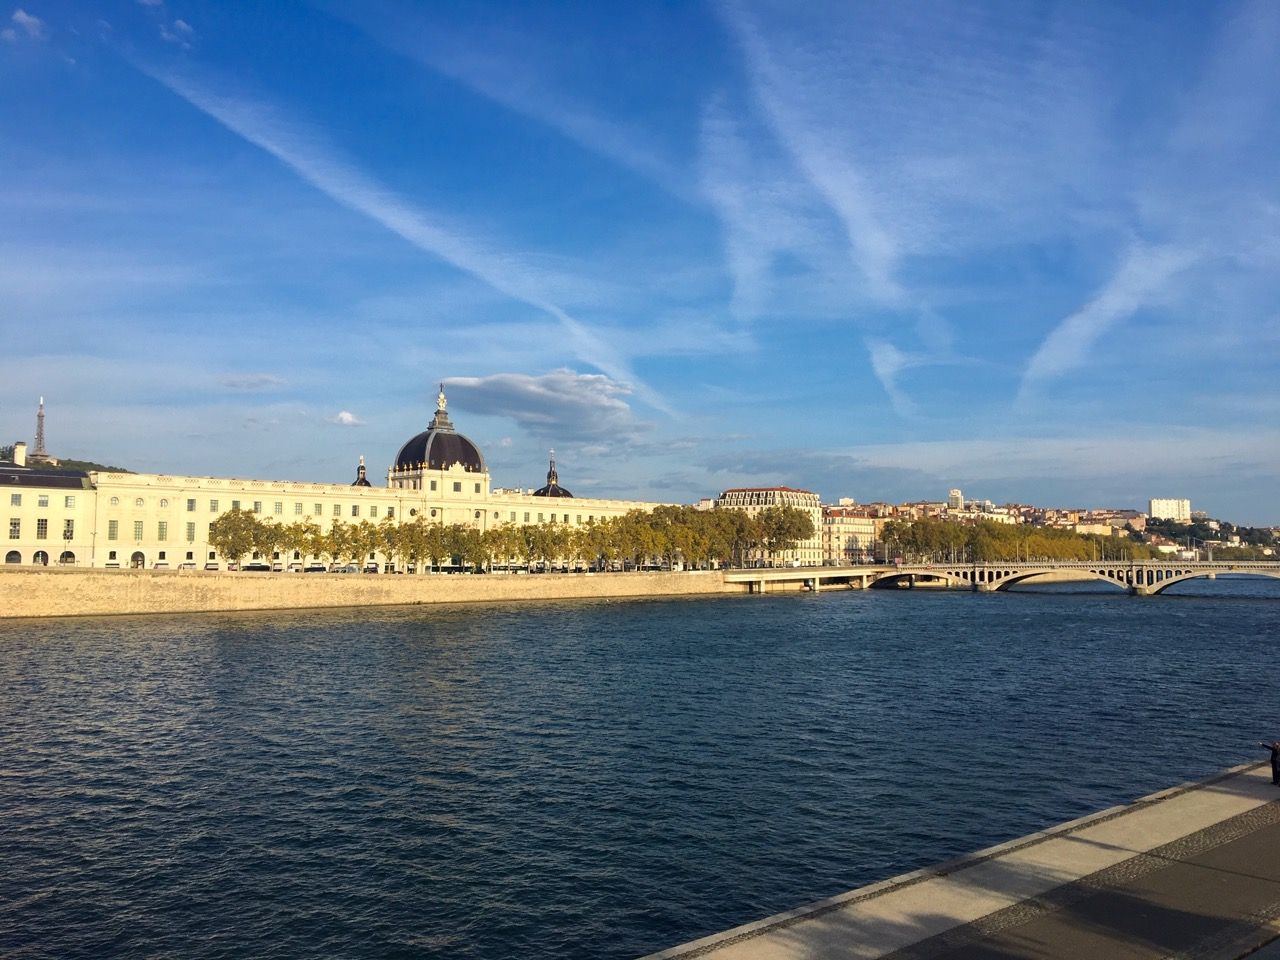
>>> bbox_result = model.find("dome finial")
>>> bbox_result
[437,382,447,413]
[548,449,558,485]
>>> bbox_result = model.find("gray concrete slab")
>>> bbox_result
[644,763,1280,960]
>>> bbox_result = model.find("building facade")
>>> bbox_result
[3,389,666,571]
[1148,498,1192,523]
[715,486,823,566]
[821,505,884,564]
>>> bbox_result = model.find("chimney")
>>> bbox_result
[13,441,26,467]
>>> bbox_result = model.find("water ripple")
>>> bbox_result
[2,580,1279,958]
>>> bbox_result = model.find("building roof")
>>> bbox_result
[719,486,817,495]
[532,451,573,498]
[0,464,90,489]
[392,386,486,474]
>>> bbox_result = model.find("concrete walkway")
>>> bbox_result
[644,763,1280,960]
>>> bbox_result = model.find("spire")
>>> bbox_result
[33,397,47,458]
[430,381,455,432]
[547,449,558,485]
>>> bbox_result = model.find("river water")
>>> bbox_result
[2,577,1279,958]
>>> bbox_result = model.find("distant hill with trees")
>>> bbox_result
[0,445,131,474]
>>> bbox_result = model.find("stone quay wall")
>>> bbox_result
[0,567,750,619]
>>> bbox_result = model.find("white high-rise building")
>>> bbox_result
[947,488,964,511]
[1148,498,1192,522]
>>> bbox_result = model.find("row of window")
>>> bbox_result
[9,494,76,508]
[11,510,609,543]
[399,479,483,493]
[9,518,75,540]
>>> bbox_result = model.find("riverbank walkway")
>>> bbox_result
[644,762,1280,960]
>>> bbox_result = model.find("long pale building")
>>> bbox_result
[2,388,665,570]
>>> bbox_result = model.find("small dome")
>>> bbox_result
[351,455,372,487]
[532,450,573,498]
[392,385,486,473]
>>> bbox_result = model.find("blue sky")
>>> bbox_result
[3,1,1279,523]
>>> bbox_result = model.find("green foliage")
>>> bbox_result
[207,507,260,565]
[881,517,1156,563]
[51,459,133,474]
[201,502,826,573]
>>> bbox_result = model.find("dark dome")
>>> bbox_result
[533,482,573,497]
[394,429,486,472]
[532,451,573,498]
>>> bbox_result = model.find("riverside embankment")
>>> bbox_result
[645,761,1280,959]
[0,566,751,618]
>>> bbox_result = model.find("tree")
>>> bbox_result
[378,515,406,571]
[352,520,381,569]
[758,505,815,560]
[208,507,259,567]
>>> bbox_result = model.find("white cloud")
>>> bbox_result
[1020,243,1198,398]
[329,410,364,426]
[4,8,47,42]
[443,369,651,444]
[865,339,918,418]
[159,19,194,47]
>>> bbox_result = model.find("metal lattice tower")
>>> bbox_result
[33,396,47,458]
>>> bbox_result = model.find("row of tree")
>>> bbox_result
[207,504,817,572]
[880,517,1159,562]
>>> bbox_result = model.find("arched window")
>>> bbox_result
[110,496,119,505]
[160,499,169,508]
[135,498,144,507]
[59,551,75,565]
[130,551,145,569]
[33,550,49,566]
[4,550,20,564]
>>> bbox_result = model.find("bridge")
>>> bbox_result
[723,560,1280,596]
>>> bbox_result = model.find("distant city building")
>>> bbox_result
[947,488,964,510]
[715,486,822,566]
[822,505,883,564]
[1149,498,1192,523]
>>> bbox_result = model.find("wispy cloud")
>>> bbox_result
[865,339,919,419]
[328,4,691,201]
[328,410,364,426]
[719,2,901,306]
[136,64,672,414]
[1020,243,1198,399]
[160,18,194,48]
[220,373,286,392]
[698,94,829,322]
[2,8,46,42]
[443,369,651,444]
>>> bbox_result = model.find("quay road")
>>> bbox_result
[723,560,1280,597]
[643,762,1280,960]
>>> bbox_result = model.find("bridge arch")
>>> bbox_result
[867,570,968,589]
[992,568,1130,592]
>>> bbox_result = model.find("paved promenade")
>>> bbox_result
[645,762,1280,960]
